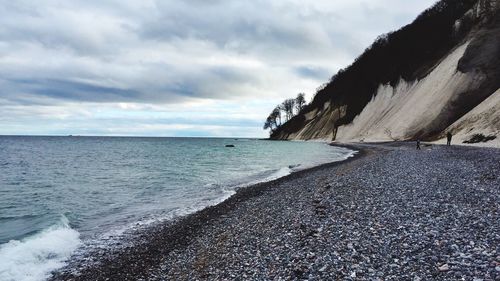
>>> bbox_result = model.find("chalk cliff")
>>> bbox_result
[271,0,500,145]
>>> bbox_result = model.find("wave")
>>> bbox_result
[89,168,295,247]
[0,215,81,281]
[77,157,351,254]
[242,150,356,188]
[251,166,293,184]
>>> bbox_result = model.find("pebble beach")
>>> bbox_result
[51,142,500,280]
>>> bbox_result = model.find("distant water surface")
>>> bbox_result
[0,136,354,281]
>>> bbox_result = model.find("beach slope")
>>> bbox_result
[51,143,499,280]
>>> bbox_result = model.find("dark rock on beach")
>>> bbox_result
[51,143,499,281]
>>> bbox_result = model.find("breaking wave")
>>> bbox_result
[0,215,81,281]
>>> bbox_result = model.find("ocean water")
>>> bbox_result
[0,136,354,281]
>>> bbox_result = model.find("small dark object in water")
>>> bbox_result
[225,144,235,148]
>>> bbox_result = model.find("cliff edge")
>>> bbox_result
[271,0,500,146]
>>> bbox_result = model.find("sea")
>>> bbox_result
[0,136,355,281]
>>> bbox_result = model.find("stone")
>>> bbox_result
[438,264,450,271]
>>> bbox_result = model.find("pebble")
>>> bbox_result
[50,143,500,281]
[438,264,450,272]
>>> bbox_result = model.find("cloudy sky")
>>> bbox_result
[0,0,437,137]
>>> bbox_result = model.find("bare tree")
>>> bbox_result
[272,106,282,126]
[263,116,272,131]
[263,108,281,134]
[263,115,276,132]
[295,93,306,113]
[282,99,296,121]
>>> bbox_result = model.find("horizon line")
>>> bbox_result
[0,134,265,139]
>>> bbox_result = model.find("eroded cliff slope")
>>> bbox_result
[272,0,500,145]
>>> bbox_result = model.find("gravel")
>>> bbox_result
[51,143,500,280]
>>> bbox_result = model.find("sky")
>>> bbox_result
[0,0,437,137]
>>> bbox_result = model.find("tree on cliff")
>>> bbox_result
[268,0,479,140]
[263,115,275,132]
[282,99,296,121]
[264,97,304,133]
[272,106,282,126]
[263,108,282,133]
[295,93,306,113]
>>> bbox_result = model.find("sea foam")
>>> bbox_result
[0,215,81,281]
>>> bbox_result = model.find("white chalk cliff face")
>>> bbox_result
[438,88,500,146]
[273,0,500,147]
[335,42,483,142]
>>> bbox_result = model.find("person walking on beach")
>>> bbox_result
[446,132,452,146]
[416,139,421,150]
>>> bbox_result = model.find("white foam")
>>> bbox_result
[266,166,293,181]
[0,215,81,281]
[241,166,293,187]
[72,147,357,258]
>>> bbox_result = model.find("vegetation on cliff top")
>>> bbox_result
[263,93,306,134]
[267,0,479,138]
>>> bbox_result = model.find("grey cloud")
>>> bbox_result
[294,66,332,80]
[5,78,140,103]
[91,116,262,128]
[0,0,438,136]
[0,62,267,105]
[138,1,342,58]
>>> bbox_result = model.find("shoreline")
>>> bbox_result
[50,144,363,280]
[0,138,354,281]
[51,142,499,280]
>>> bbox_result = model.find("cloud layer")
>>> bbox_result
[0,0,437,137]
